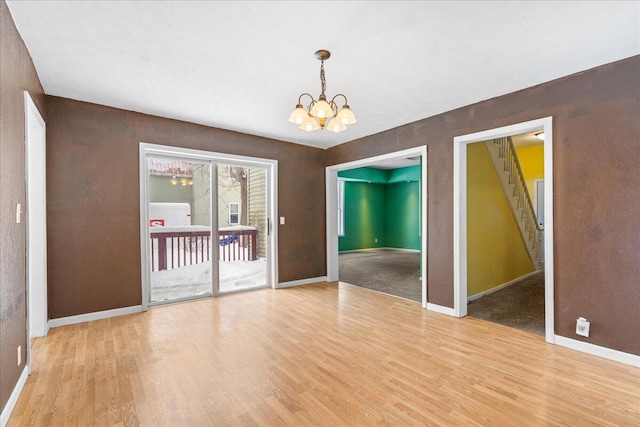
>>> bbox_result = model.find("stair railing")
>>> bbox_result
[491,136,544,269]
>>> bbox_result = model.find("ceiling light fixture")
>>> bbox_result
[535,132,545,140]
[288,50,357,133]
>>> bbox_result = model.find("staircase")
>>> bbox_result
[485,137,544,271]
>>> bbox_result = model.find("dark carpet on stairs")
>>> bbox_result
[339,250,421,302]
[467,272,545,336]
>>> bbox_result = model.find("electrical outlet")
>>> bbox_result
[375,238,378,243]
[576,317,590,337]
[17,345,21,366]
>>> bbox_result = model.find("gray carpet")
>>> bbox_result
[467,272,545,336]
[339,250,421,302]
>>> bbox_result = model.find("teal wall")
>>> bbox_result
[339,166,420,252]
[385,181,420,250]
[339,182,386,251]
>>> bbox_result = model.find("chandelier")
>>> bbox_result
[288,50,357,133]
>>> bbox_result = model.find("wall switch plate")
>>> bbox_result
[17,345,21,366]
[280,217,285,225]
[576,317,590,337]
[16,203,22,223]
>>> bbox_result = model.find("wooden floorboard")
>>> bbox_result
[8,282,640,426]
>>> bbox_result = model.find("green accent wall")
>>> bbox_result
[387,166,420,183]
[339,165,421,252]
[339,182,386,251]
[385,181,421,250]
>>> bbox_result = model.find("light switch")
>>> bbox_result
[280,217,285,225]
[16,203,22,224]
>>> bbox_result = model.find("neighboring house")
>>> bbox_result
[147,162,267,259]
[147,162,252,231]
[217,165,243,228]
[248,168,268,259]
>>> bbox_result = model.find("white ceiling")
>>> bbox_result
[7,1,640,149]
[364,157,421,171]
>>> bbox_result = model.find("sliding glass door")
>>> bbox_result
[146,156,214,304]
[140,144,277,308]
[217,164,268,292]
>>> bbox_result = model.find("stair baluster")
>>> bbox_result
[484,137,544,270]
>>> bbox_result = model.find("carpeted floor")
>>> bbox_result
[467,272,545,336]
[339,250,421,302]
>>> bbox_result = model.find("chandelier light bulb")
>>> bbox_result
[288,104,308,124]
[300,116,320,131]
[336,105,357,125]
[326,118,346,133]
[310,99,333,119]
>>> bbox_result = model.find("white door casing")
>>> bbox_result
[25,91,48,374]
[453,117,554,343]
[326,146,428,308]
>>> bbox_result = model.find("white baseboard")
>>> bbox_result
[379,247,421,253]
[339,247,420,254]
[426,303,457,317]
[276,276,328,289]
[1,366,28,427]
[467,270,540,302]
[554,335,640,368]
[48,305,143,328]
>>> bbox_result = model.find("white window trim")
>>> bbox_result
[229,202,240,225]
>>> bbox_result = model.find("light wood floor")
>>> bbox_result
[9,282,640,426]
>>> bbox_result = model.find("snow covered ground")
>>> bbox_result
[150,259,267,302]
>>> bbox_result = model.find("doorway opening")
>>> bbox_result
[465,133,545,335]
[453,117,554,343]
[139,143,278,310]
[326,146,428,308]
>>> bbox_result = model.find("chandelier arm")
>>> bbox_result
[297,93,316,105]
[328,100,339,116]
[330,94,349,107]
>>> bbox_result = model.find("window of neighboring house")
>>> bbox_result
[229,202,240,225]
[337,179,345,236]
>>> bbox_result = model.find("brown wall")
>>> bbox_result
[46,97,326,319]
[327,56,640,355]
[0,0,47,412]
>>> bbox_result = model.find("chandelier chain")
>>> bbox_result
[320,60,326,98]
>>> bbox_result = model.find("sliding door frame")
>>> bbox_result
[139,143,278,310]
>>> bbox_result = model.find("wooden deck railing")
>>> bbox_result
[150,227,257,271]
[218,228,258,262]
